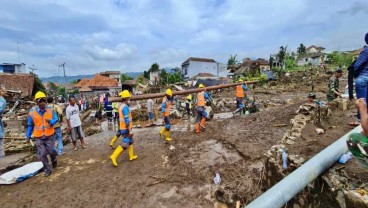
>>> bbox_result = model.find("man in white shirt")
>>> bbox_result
[66,97,87,151]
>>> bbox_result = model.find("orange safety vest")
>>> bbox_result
[29,107,55,138]
[236,85,245,98]
[119,103,133,130]
[197,92,205,107]
[162,96,171,117]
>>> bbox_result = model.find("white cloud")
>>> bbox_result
[0,0,366,77]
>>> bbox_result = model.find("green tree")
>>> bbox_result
[70,80,78,84]
[57,86,65,96]
[143,70,150,79]
[150,63,160,72]
[121,73,134,83]
[159,69,168,85]
[297,43,306,56]
[285,56,297,69]
[31,72,46,96]
[227,54,238,71]
[277,45,288,70]
[269,55,274,69]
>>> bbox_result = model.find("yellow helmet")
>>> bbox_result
[187,94,192,100]
[120,90,131,99]
[238,78,244,82]
[166,89,173,96]
[199,84,204,88]
[35,91,46,100]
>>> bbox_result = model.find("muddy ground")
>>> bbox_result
[0,72,366,207]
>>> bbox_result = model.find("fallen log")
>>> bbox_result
[109,81,258,102]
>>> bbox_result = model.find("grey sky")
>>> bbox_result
[0,0,367,77]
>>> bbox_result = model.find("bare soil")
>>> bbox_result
[1,71,365,207]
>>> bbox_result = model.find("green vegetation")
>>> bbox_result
[121,73,134,83]
[31,72,46,96]
[297,43,306,56]
[150,63,160,72]
[159,69,183,85]
[327,51,354,68]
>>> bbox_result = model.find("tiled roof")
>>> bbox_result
[75,74,118,88]
[182,57,216,65]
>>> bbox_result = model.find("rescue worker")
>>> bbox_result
[112,93,121,130]
[159,89,173,141]
[110,90,138,167]
[26,91,58,177]
[185,94,192,117]
[109,92,123,149]
[195,84,209,134]
[104,96,113,123]
[233,78,248,116]
[327,69,343,102]
[47,96,64,156]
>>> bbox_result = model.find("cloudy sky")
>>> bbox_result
[0,0,367,77]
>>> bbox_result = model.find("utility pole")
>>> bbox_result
[59,63,67,101]
[28,65,37,74]
[17,42,20,63]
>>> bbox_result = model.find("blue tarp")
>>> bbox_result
[261,70,277,81]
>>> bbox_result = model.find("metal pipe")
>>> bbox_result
[109,81,258,102]
[246,126,362,208]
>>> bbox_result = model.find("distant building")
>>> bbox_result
[297,45,326,66]
[0,63,26,74]
[232,58,270,77]
[74,74,120,95]
[100,71,121,84]
[181,57,227,80]
[149,70,160,85]
[306,45,325,54]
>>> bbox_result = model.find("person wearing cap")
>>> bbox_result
[47,96,64,156]
[26,91,58,177]
[110,90,137,167]
[195,84,209,134]
[233,78,248,116]
[351,33,368,126]
[159,89,174,141]
[0,88,7,158]
[327,69,343,102]
[307,93,316,104]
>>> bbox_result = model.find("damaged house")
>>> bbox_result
[0,73,35,100]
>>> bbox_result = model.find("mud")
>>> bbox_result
[0,71,362,207]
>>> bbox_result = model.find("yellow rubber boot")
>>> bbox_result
[109,135,118,149]
[128,145,138,161]
[159,127,166,139]
[165,130,172,141]
[110,145,124,167]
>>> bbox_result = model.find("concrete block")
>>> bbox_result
[338,99,348,111]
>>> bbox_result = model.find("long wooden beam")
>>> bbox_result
[108,81,258,102]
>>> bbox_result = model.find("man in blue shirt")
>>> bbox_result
[353,33,368,126]
[26,91,59,177]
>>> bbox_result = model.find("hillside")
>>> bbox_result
[41,72,142,83]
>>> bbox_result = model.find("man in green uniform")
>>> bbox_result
[327,69,343,102]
